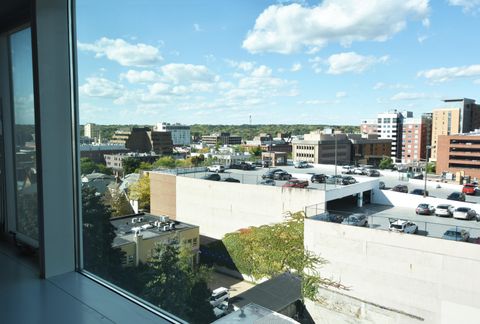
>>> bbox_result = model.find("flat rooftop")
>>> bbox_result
[111,213,198,247]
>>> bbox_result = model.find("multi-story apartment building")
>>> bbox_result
[154,122,191,146]
[401,114,432,164]
[376,110,412,162]
[292,129,351,165]
[360,119,378,135]
[202,132,242,146]
[111,214,199,266]
[436,132,480,179]
[431,98,480,161]
[347,134,391,166]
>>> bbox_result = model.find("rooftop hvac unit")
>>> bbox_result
[159,216,169,223]
[162,225,169,232]
[141,224,153,230]
[169,222,175,230]
[131,218,137,224]
[138,217,144,222]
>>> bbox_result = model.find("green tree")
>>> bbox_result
[249,146,263,156]
[220,212,346,301]
[153,156,176,169]
[142,243,215,324]
[129,174,150,211]
[378,156,394,170]
[80,157,112,175]
[190,154,205,167]
[426,162,436,173]
[105,188,133,217]
[122,157,141,174]
[82,186,125,282]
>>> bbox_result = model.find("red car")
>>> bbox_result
[282,179,309,188]
[462,184,476,195]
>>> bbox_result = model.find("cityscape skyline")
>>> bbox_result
[77,0,480,125]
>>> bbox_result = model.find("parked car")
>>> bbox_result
[389,220,418,234]
[411,173,423,180]
[210,287,229,307]
[392,184,408,193]
[341,165,354,174]
[447,192,466,202]
[366,169,380,177]
[442,228,470,241]
[353,168,367,175]
[293,161,309,168]
[282,179,309,188]
[261,169,283,179]
[341,176,357,185]
[229,162,255,170]
[453,207,476,220]
[207,165,225,173]
[223,177,240,183]
[273,171,292,181]
[202,173,221,181]
[325,175,343,184]
[435,204,455,217]
[416,203,435,215]
[341,213,368,227]
[315,212,343,223]
[259,179,275,186]
[462,183,477,195]
[309,173,327,183]
[410,188,428,196]
[213,301,229,318]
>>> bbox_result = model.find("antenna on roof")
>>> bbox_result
[249,115,252,125]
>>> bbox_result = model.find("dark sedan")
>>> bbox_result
[273,171,292,181]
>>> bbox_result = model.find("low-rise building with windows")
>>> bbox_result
[436,131,480,179]
[111,214,200,266]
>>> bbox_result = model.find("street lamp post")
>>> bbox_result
[424,145,431,198]
[334,133,338,178]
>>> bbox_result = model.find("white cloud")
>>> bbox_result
[78,37,162,67]
[336,91,347,98]
[160,63,217,84]
[326,52,388,75]
[226,60,256,71]
[148,82,170,94]
[373,82,412,90]
[309,56,323,73]
[448,0,480,11]
[120,70,157,83]
[422,18,430,28]
[417,34,429,44]
[79,77,124,98]
[390,92,428,101]
[243,0,429,54]
[290,63,302,72]
[417,64,480,83]
[193,23,203,32]
[251,65,272,77]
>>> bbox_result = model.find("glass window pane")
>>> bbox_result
[9,28,38,242]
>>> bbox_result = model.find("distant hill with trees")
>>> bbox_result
[81,124,360,142]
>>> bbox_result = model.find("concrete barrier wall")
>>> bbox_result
[372,188,480,213]
[175,176,325,239]
[304,219,480,323]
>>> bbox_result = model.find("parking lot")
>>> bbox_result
[321,203,480,243]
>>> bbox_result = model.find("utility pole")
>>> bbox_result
[334,132,338,178]
[424,146,430,197]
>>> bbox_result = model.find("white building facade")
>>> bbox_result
[376,110,412,162]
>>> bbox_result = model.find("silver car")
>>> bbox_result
[453,207,476,220]
[435,204,455,217]
[341,213,368,227]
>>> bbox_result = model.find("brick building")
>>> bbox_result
[436,132,480,179]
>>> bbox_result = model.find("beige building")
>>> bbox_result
[84,123,96,139]
[292,129,351,165]
[431,98,480,161]
[111,214,199,266]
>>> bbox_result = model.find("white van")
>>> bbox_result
[207,165,225,173]
[209,287,229,307]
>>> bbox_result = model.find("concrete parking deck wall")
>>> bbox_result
[175,176,325,239]
[304,219,480,323]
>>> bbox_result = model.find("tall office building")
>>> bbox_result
[154,122,191,146]
[430,99,480,161]
[376,110,412,162]
[401,113,432,164]
[84,123,96,139]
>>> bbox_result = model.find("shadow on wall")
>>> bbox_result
[199,235,242,277]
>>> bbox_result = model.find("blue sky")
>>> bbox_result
[76,0,480,125]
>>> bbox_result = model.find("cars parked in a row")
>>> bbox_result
[261,169,292,181]
[415,203,480,221]
[341,166,380,177]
